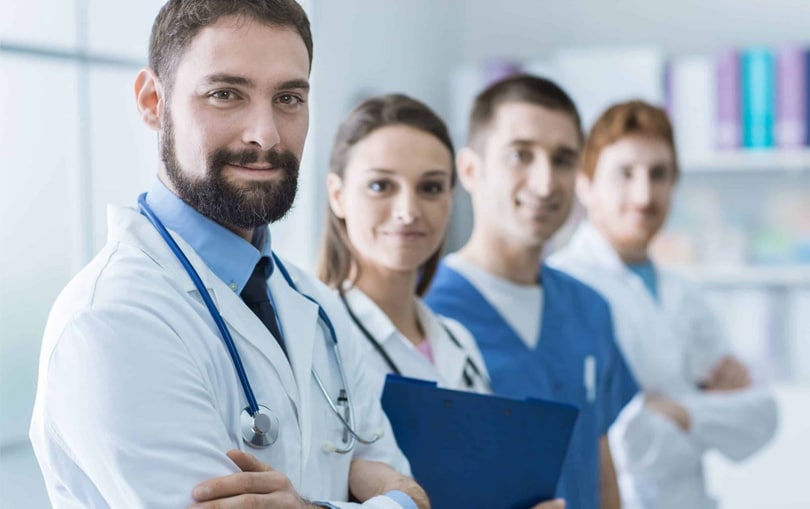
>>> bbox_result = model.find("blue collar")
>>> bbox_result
[145,179,273,294]
[625,260,659,301]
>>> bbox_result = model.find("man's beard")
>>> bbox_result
[160,115,299,230]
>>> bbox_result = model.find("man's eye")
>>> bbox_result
[650,166,670,181]
[278,94,303,105]
[210,90,237,100]
[511,149,532,164]
[552,155,575,169]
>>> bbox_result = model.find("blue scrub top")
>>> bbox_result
[425,262,638,509]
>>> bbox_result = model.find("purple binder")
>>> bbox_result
[776,46,806,148]
[716,50,740,150]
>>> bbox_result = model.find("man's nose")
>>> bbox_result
[629,173,652,205]
[243,108,281,150]
[527,155,553,196]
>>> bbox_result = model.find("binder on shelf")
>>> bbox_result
[669,55,715,161]
[716,49,741,150]
[381,375,579,509]
[776,46,806,148]
[741,48,776,149]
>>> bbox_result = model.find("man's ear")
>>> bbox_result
[134,68,164,131]
[326,173,346,219]
[456,147,482,194]
[575,172,592,210]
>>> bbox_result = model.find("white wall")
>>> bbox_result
[456,0,810,61]
[281,0,462,271]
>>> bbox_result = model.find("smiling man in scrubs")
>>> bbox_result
[425,75,638,509]
[28,1,428,508]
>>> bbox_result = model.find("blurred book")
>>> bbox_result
[716,49,741,150]
[669,55,716,163]
[483,59,522,85]
[775,46,806,148]
[741,48,776,149]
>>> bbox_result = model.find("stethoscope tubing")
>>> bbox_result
[138,192,381,452]
[340,293,491,390]
[138,193,261,415]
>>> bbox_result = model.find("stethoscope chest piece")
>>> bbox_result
[241,405,279,449]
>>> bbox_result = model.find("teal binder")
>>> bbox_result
[381,375,579,509]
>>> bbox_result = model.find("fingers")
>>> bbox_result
[531,498,566,509]
[706,356,752,391]
[227,449,272,473]
[192,471,291,502]
[189,491,304,509]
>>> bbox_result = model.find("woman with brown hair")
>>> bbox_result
[317,93,490,394]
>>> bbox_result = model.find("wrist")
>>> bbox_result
[385,490,419,509]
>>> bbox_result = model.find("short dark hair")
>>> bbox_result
[467,74,583,151]
[317,94,456,297]
[149,0,312,91]
[582,100,679,180]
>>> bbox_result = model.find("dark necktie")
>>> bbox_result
[241,257,286,354]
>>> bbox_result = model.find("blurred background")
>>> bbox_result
[1,1,808,507]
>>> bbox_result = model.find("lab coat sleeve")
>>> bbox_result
[318,494,416,509]
[677,282,779,461]
[39,303,241,509]
[681,388,778,461]
[610,395,707,479]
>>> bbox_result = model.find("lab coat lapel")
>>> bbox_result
[421,307,465,387]
[268,266,318,459]
[569,222,627,274]
[119,206,302,406]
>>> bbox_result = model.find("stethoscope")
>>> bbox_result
[339,294,491,391]
[137,193,383,452]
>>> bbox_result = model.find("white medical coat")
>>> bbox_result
[29,205,411,509]
[549,222,778,509]
[342,287,490,395]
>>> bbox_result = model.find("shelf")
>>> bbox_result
[676,265,810,287]
[681,149,810,174]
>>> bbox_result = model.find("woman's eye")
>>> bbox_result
[419,181,446,195]
[368,180,390,193]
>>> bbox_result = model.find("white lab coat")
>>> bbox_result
[29,205,411,509]
[342,287,490,395]
[549,222,778,509]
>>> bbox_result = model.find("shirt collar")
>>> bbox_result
[145,179,273,294]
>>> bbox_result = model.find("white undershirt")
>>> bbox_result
[444,253,543,349]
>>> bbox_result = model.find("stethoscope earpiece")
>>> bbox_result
[241,405,280,449]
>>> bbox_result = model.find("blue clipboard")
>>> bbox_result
[381,375,578,509]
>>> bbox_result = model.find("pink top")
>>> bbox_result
[415,338,435,364]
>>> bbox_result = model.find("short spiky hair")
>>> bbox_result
[467,74,583,152]
[148,0,312,90]
[582,100,679,180]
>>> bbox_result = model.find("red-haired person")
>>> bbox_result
[551,100,778,509]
